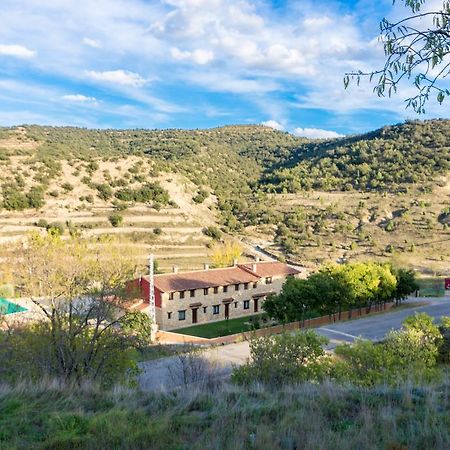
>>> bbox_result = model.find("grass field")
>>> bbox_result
[174,315,264,338]
[1,380,450,449]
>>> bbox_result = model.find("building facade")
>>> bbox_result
[135,261,301,330]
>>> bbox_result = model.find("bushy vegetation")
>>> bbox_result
[233,313,449,388]
[115,182,169,205]
[264,120,450,193]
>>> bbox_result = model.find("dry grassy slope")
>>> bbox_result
[0,131,221,271]
[253,177,449,275]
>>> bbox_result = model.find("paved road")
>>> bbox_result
[138,297,449,391]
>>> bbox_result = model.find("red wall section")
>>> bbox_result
[137,278,162,308]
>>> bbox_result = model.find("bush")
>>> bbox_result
[61,182,74,192]
[193,188,209,204]
[95,183,113,201]
[153,227,162,235]
[120,311,153,349]
[47,222,65,236]
[334,323,441,387]
[203,226,222,240]
[35,219,48,228]
[109,214,123,227]
[26,186,45,209]
[232,331,330,385]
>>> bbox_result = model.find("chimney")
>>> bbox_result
[255,257,260,262]
[203,263,210,270]
[172,266,178,273]
[252,263,257,273]
[233,258,238,267]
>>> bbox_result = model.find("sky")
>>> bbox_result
[0,0,448,137]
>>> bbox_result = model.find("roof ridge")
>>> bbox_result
[152,265,248,278]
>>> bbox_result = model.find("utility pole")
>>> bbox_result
[148,254,156,324]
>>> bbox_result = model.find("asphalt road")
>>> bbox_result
[138,297,450,391]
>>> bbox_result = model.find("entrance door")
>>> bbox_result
[254,298,259,313]
[192,308,198,324]
[225,303,230,319]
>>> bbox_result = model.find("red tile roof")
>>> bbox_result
[149,266,260,293]
[143,262,300,293]
[240,261,301,278]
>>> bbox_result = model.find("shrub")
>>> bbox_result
[61,182,73,192]
[232,331,330,385]
[2,187,29,211]
[109,214,123,227]
[153,227,162,235]
[26,186,45,209]
[120,311,153,349]
[95,184,113,201]
[35,219,48,228]
[47,222,65,236]
[203,226,222,240]
[193,188,209,204]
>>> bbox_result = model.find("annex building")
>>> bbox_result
[135,261,301,330]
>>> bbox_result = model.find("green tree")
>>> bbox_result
[345,0,450,112]
[393,267,419,304]
[4,233,142,386]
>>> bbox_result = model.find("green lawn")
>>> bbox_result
[417,277,446,297]
[174,315,263,338]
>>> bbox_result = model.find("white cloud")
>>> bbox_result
[170,47,214,64]
[293,127,344,139]
[82,37,102,49]
[85,70,148,87]
[261,120,284,131]
[0,44,35,58]
[61,94,98,104]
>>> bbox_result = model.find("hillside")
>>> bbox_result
[263,119,450,192]
[0,120,448,274]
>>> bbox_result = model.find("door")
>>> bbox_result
[192,308,198,324]
[225,303,230,319]
[254,298,259,313]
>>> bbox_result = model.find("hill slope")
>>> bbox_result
[0,121,448,274]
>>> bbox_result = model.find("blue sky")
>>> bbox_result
[0,0,447,137]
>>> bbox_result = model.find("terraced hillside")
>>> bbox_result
[0,121,448,275]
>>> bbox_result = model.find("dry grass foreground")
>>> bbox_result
[0,379,449,449]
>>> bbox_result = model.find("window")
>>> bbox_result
[244,283,249,290]
[234,301,238,308]
[178,310,186,321]
[204,288,209,295]
[213,287,219,294]
[180,291,185,299]
[213,305,220,315]
[234,283,239,291]
[223,285,228,293]
[190,289,195,298]
[253,282,258,289]
[265,277,273,284]
[169,292,174,300]
[243,300,250,310]
[203,306,207,313]
[167,312,172,319]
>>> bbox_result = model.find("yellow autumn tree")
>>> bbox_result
[211,241,243,268]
